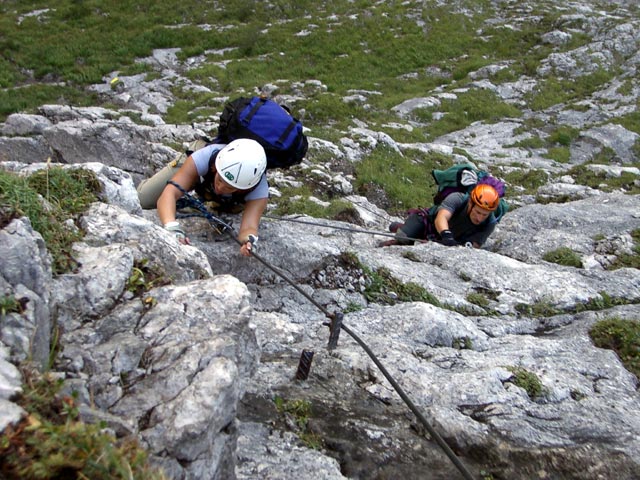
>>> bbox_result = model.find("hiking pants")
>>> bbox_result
[136,151,188,209]
[397,213,430,245]
[137,139,210,209]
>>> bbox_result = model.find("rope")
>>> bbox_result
[169,184,476,480]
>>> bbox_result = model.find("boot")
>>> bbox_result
[378,239,399,247]
[388,222,403,233]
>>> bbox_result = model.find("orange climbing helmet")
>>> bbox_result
[470,184,500,211]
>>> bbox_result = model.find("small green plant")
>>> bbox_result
[453,337,473,350]
[575,291,627,312]
[126,259,170,296]
[508,136,545,149]
[458,271,472,282]
[364,267,440,306]
[619,111,640,136]
[273,396,323,449]
[589,317,640,379]
[547,125,580,146]
[515,300,561,317]
[26,166,102,216]
[480,470,496,480]
[466,292,490,308]
[501,168,548,195]
[0,368,167,479]
[339,251,360,268]
[544,146,571,163]
[505,366,546,399]
[343,302,364,313]
[542,247,583,268]
[607,229,640,270]
[0,295,23,316]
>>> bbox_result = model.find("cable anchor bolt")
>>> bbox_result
[295,349,314,381]
[327,312,343,351]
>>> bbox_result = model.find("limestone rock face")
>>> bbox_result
[1,1,640,479]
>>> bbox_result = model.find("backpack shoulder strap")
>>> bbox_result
[492,198,509,223]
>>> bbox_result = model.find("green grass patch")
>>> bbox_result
[337,251,440,306]
[354,145,452,214]
[0,0,572,129]
[501,168,548,195]
[517,291,629,317]
[364,267,440,306]
[270,188,359,222]
[607,229,640,270]
[527,69,616,111]
[0,167,102,274]
[505,366,546,399]
[453,337,473,350]
[566,165,640,195]
[544,146,570,163]
[508,136,546,149]
[617,110,640,135]
[510,125,580,163]
[343,302,364,314]
[515,300,561,317]
[424,89,523,139]
[273,396,323,450]
[547,125,580,146]
[466,292,490,308]
[576,292,628,312]
[589,317,640,380]
[0,85,101,120]
[301,93,371,131]
[542,247,583,268]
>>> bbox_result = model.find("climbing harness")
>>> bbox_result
[171,184,477,480]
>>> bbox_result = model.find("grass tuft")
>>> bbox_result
[273,396,323,450]
[542,247,583,268]
[506,366,546,399]
[0,167,102,274]
[589,317,640,380]
[0,368,167,480]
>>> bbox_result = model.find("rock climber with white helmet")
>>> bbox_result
[380,183,502,249]
[137,138,268,256]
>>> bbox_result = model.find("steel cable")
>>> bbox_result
[170,186,476,479]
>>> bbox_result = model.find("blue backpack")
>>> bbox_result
[430,163,509,223]
[216,96,308,170]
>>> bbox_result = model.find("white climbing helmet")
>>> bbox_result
[215,139,267,190]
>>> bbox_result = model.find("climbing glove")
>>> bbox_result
[246,234,258,251]
[439,230,459,247]
[164,221,189,243]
